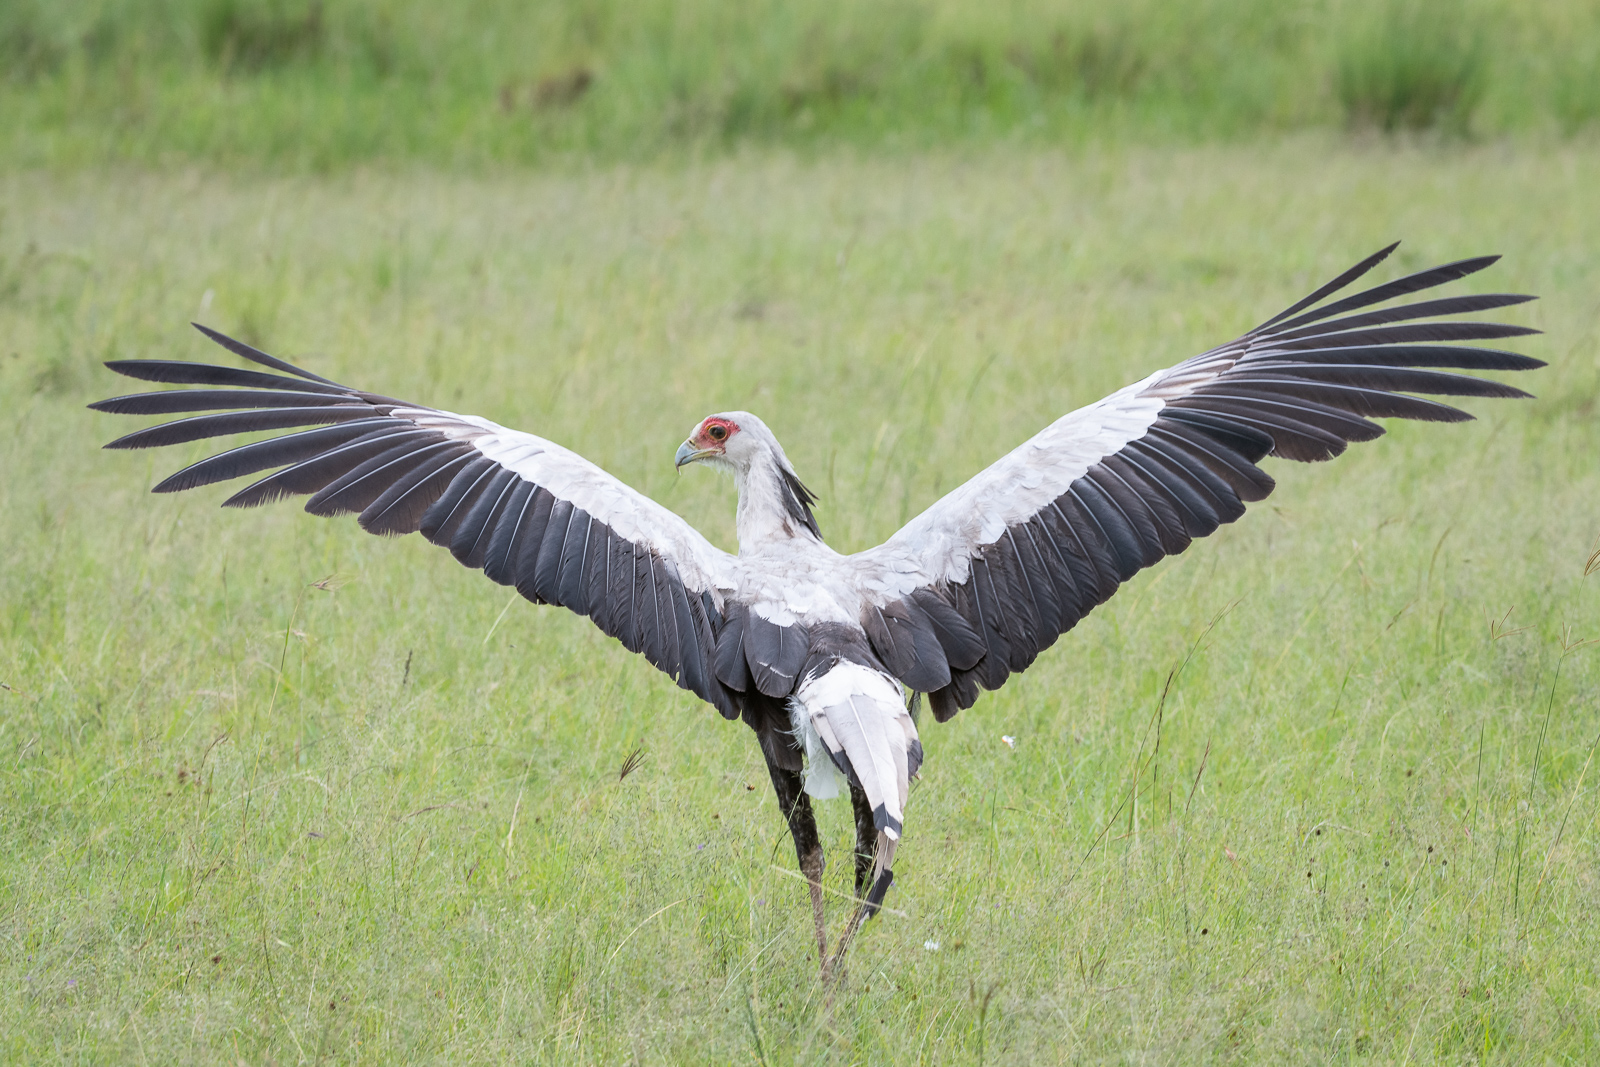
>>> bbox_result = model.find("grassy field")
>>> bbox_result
[4,0,1600,168]
[3,140,1600,1062]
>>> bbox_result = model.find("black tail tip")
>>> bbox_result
[864,868,894,916]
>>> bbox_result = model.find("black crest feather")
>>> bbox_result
[779,467,821,538]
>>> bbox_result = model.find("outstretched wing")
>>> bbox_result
[848,244,1542,721]
[92,326,742,716]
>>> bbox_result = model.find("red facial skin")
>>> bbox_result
[695,416,741,452]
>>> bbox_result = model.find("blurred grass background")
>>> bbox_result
[2,0,1600,169]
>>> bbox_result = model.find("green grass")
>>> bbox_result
[3,140,1600,1061]
[1336,0,1487,134]
[4,0,1600,169]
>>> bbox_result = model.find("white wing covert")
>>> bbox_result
[92,327,743,717]
[848,244,1543,721]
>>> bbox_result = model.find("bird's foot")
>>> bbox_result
[824,867,893,983]
[801,846,828,974]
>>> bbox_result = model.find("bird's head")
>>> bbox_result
[675,411,822,539]
[675,412,761,473]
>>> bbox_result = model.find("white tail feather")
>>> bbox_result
[794,662,919,840]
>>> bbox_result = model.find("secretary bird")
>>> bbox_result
[93,243,1539,973]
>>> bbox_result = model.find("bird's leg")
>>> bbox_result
[766,759,828,971]
[827,783,896,981]
[801,835,828,974]
[849,781,876,898]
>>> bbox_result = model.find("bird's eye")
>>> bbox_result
[708,424,727,441]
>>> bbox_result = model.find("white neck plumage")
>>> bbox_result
[733,448,821,554]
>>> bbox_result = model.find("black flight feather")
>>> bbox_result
[557,509,593,613]
[449,468,517,566]
[482,482,536,586]
[1250,242,1400,332]
[510,488,558,602]
[153,419,401,495]
[191,323,343,385]
[531,499,574,604]
[1259,254,1501,335]
[105,405,378,450]
[359,448,478,536]
[105,359,350,395]
[304,440,455,517]
[418,456,499,545]
[713,606,752,693]
[90,389,359,416]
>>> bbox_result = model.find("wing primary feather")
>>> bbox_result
[1213,379,1476,423]
[152,418,401,494]
[1265,293,1535,342]
[1264,320,1538,352]
[105,406,378,450]
[1238,343,1544,372]
[1181,395,1374,459]
[1156,407,1275,462]
[191,323,343,385]
[359,448,477,535]
[105,360,351,395]
[1249,243,1400,332]
[1259,255,1502,335]
[91,389,362,416]
[1115,441,1220,536]
[304,440,457,517]
[1226,366,1529,401]
[1190,387,1387,439]
[1126,435,1240,519]
[221,428,432,505]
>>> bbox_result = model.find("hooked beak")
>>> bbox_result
[675,440,718,469]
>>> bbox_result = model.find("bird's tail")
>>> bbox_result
[863,834,896,916]
[793,661,922,845]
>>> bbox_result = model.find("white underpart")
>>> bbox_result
[792,662,918,884]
